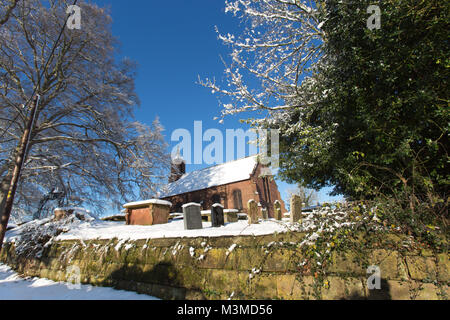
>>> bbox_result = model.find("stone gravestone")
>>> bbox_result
[247,199,259,224]
[182,203,203,230]
[261,207,268,220]
[274,200,282,221]
[211,203,225,227]
[290,195,303,224]
[224,209,238,223]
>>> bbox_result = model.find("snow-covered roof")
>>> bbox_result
[159,156,258,198]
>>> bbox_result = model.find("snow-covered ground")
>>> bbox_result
[0,264,158,300]
[56,219,295,241]
[6,217,296,243]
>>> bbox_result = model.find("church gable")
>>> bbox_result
[159,156,258,198]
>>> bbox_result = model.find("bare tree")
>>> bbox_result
[199,0,324,123]
[0,0,19,26]
[0,0,169,220]
[286,185,318,208]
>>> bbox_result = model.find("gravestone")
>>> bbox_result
[274,200,282,221]
[257,202,262,218]
[247,199,259,224]
[182,203,203,230]
[261,208,268,220]
[211,203,225,227]
[224,209,239,223]
[123,199,172,226]
[290,195,303,224]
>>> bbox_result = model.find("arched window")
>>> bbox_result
[211,194,221,205]
[233,189,243,210]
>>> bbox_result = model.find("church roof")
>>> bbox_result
[159,156,259,198]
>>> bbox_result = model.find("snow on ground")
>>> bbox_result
[0,264,158,300]
[5,218,295,244]
[53,219,295,241]
[6,206,356,245]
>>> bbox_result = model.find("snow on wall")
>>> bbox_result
[123,199,172,208]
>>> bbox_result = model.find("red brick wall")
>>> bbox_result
[250,163,287,217]
[162,185,228,213]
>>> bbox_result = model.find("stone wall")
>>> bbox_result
[1,232,448,300]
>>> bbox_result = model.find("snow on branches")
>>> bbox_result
[200,0,325,123]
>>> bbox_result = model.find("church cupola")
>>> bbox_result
[169,148,185,183]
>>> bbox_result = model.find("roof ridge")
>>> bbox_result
[159,155,259,198]
[182,154,258,175]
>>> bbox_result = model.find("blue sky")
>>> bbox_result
[93,0,343,204]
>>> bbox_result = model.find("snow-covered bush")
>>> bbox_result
[5,212,95,259]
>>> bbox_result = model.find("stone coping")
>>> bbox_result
[123,199,172,209]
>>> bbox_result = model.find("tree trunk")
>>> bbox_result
[0,95,39,252]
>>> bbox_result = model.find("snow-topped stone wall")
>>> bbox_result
[1,232,448,300]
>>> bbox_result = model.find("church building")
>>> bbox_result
[159,153,287,218]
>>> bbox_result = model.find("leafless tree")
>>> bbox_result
[0,0,19,26]
[199,0,325,125]
[286,185,319,208]
[0,0,169,220]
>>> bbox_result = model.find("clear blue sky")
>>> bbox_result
[93,0,343,204]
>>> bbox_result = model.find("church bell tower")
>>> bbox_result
[169,148,185,183]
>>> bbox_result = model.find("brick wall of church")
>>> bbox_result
[250,163,287,217]
[223,179,257,213]
[163,185,228,213]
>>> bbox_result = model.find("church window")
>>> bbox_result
[233,189,243,210]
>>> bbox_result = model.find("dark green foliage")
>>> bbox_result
[277,0,449,203]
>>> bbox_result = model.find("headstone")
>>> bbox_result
[182,203,203,230]
[290,195,303,224]
[224,209,239,223]
[274,200,282,221]
[211,203,225,227]
[261,207,268,220]
[123,199,171,226]
[247,199,259,224]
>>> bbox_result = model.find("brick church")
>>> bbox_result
[159,153,287,218]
